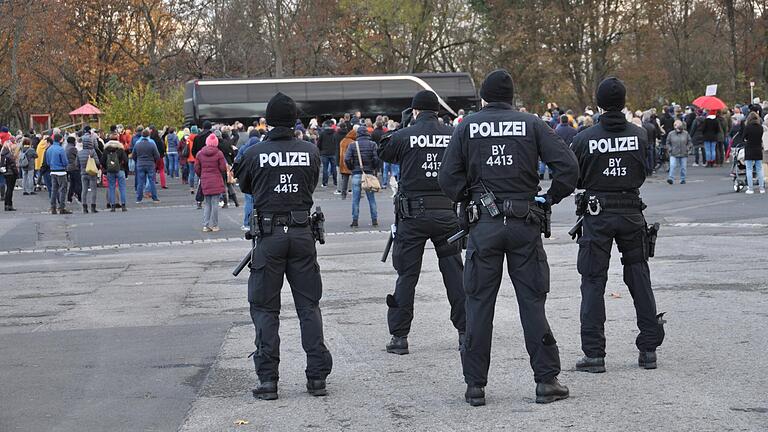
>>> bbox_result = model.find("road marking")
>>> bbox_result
[666,222,768,228]
[0,230,390,256]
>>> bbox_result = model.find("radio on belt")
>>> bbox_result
[479,180,500,218]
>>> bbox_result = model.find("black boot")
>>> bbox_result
[465,385,485,407]
[121,204,127,212]
[638,351,657,369]
[252,381,278,400]
[350,219,358,228]
[59,208,72,215]
[386,336,409,355]
[575,356,606,373]
[110,205,116,212]
[372,218,379,227]
[50,207,57,215]
[91,204,98,213]
[535,378,569,404]
[306,379,327,397]
[83,204,89,214]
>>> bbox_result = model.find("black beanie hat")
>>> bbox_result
[480,69,514,103]
[595,77,626,111]
[411,90,440,111]
[266,92,297,128]
[202,120,212,130]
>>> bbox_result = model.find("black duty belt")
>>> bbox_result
[259,211,310,227]
[408,196,454,210]
[578,191,645,215]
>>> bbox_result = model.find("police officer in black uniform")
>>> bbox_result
[236,92,332,400]
[377,90,466,355]
[570,77,665,373]
[439,70,578,407]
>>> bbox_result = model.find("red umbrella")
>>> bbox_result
[692,96,727,112]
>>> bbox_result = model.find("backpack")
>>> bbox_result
[19,149,29,169]
[106,151,121,173]
[180,139,190,159]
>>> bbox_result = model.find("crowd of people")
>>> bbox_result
[1,96,767,218]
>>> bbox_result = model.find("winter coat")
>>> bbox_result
[132,137,161,170]
[100,140,129,173]
[743,123,764,161]
[702,117,722,142]
[338,129,357,175]
[35,140,49,170]
[555,124,578,146]
[642,120,660,146]
[0,146,18,177]
[690,116,705,147]
[344,129,379,175]
[666,129,692,157]
[66,144,79,172]
[194,145,226,195]
[316,127,337,156]
[192,129,212,157]
[77,136,101,174]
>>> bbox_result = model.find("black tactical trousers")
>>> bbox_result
[577,212,662,358]
[462,218,561,386]
[388,209,465,337]
[248,225,332,382]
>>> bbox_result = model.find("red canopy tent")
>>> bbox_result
[69,103,103,129]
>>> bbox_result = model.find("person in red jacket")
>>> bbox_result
[194,133,226,232]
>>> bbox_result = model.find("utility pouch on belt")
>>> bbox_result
[310,207,325,244]
[290,211,310,226]
[397,194,412,219]
[479,180,500,218]
[259,215,273,236]
[467,201,479,224]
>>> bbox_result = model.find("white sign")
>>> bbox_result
[705,85,718,96]
[750,81,755,87]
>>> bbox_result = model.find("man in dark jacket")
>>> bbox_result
[344,125,380,227]
[555,115,577,146]
[132,129,161,203]
[192,121,213,158]
[65,136,82,203]
[642,112,660,175]
[316,121,338,189]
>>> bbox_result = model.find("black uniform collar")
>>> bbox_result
[413,111,439,124]
[265,126,294,141]
[482,101,514,110]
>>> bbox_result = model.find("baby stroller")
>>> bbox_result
[729,143,756,192]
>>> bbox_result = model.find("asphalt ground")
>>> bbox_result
[1,164,767,431]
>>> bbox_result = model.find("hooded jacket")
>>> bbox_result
[338,129,357,175]
[100,140,129,173]
[316,127,337,156]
